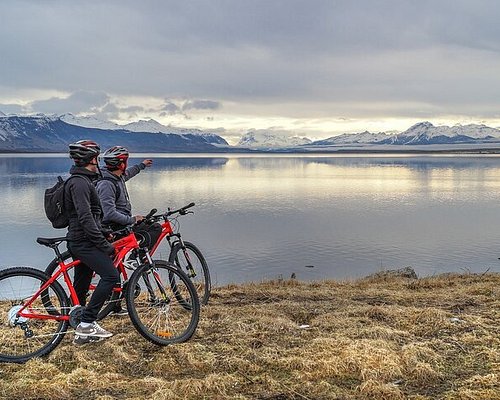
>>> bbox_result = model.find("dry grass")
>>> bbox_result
[0,273,498,400]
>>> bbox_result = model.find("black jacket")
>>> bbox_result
[64,166,114,254]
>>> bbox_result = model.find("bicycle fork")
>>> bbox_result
[140,252,171,306]
[168,234,197,279]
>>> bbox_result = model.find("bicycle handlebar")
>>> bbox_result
[144,208,157,220]
[142,202,196,223]
[166,202,195,217]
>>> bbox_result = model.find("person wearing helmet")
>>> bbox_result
[96,146,158,315]
[96,146,152,229]
[65,140,119,344]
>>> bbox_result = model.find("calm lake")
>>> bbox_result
[1,153,500,284]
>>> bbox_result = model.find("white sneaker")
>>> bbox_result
[75,322,113,338]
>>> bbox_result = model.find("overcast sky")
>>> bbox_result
[1,0,500,142]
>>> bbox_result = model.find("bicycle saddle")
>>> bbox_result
[36,237,68,247]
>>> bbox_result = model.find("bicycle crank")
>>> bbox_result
[69,305,84,328]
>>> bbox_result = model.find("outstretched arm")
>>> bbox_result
[123,159,153,181]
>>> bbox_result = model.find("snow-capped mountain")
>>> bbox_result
[384,122,500,145]
[310,131,391,146]
[60,114,228,146]
[0,113,229,152]
[60,113,121,130]
[120,119,228,145]
[307,122,500,147]
[238,129,312,148]
[122,119,168,133]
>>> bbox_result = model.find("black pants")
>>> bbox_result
[68,240,120,323]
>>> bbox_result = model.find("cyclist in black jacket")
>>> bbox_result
[65,140,119,344]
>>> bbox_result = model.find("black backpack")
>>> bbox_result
[44,175,86,229]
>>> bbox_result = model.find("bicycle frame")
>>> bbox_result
[148,212,200,280]
[149,218,181,256]
[17,232,141,322]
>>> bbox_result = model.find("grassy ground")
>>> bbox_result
[0,272,498,400]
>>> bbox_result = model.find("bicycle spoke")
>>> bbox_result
[126,261,199,345]
[168,242,211,305]
[0,268,69,363]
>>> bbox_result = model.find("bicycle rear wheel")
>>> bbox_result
[126,260,200,345]
[0,267,69,363]
[44,251,122,320]
[168,241,211,305]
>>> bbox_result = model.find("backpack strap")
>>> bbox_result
[97,176,121,201]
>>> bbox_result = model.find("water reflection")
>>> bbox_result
[1,154,500,284]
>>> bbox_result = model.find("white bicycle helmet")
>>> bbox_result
[102,146,129,169]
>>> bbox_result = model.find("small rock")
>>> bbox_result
[367,266,418,280]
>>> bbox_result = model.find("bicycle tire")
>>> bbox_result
[44,252,122,320]
[125,260,200,345]
[168,241,211,305]
[0,267,70,363]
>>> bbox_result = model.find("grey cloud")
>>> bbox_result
[91,103,120,120]
[161,101,181,115]
[0,90,148,120]
[121,105,143,113]
[30,91,110,114]
[92,103,145,120]
[0,104,27,115]
[1,1,500,120]
[182,100,221,111]
[120,105,144,117]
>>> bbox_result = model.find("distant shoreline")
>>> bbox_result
[2,147,500,155]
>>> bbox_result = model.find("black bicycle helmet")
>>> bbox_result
[102,145,129,168]
[69,140,101,165]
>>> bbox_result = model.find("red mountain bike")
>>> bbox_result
[148,203,211,305]
[44,203,211,311]
[0,227,200,364]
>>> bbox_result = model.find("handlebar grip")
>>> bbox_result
[145,208,157,219]
[181,202,195,211]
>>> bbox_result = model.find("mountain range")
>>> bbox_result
[0,113,228,152]
[1,112,500,152]
[236,122,500,150]
[237,129,312,148]
[307,122,500,147]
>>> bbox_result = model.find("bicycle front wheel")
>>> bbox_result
[0,267,70,363]
[168,241,211,305]
[126,260,200,345]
